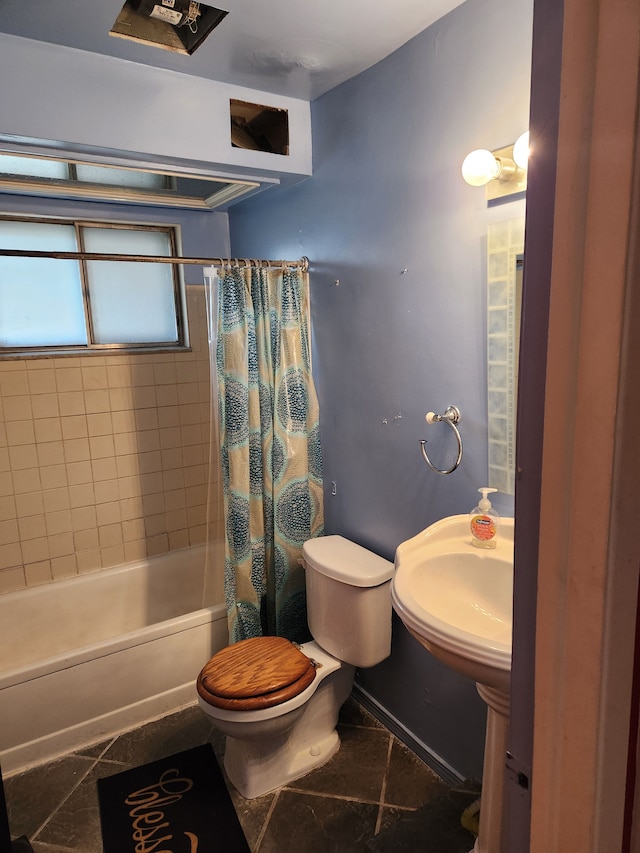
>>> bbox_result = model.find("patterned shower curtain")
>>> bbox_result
[215,265,324,644]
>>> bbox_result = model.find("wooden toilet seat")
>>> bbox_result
[197,636,317,711]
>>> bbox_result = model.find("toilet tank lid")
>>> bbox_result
[302,535,394,587]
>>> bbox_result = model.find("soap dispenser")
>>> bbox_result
[469,487,500,549]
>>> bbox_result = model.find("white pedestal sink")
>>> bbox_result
[391,514,513,853]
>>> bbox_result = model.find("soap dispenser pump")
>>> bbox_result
[469,487,500,549]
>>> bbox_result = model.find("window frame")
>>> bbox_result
[0,214,188,358]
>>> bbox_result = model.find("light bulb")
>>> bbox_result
[461,149,501,187]
[513,131,530,170]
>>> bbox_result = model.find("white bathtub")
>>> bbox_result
[0,545,228,775]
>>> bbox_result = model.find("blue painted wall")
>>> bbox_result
[228,0,533,779]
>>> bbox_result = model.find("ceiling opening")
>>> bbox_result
[110,0,228,56]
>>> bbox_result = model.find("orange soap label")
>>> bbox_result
[470,515,496,541]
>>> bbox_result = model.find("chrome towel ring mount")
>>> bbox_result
[419,405,463,475]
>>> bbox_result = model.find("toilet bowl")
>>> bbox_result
[197,535,394,799]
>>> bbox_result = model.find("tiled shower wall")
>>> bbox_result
[0,285,221,595]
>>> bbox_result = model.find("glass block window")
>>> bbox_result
[486,217,525,495]
[0,217,185,355]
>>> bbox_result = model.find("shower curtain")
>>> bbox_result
[213,265,324,644]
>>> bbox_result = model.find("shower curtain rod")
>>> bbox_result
[0,249,309,271]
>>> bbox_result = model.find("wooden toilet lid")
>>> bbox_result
[197,636,317,711]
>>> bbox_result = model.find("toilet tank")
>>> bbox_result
[302,535,394,668]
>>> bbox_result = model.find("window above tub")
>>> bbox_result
[0,216,188,357]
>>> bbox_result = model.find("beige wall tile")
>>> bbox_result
[46,510,73,535]
[69,483,96,509]
[120,497,144,521]
[74,528,99,551]
[58,391,86,416]
[96,501,121,526]
[92,457,117,481]
[66,460,93,485]
[0,298,222,596]
[51,554,78,580]
[43,488,71,514]
[55,367,83,393]
[24,560,52,586]
[6,420,36,447]
[115,454,140,478]
[11,468,40,493]
[37,442,65,467]
[82,365,108,390]
[21,537,49,564]
[0,371,29,397]
[89,434,115,459]
[0,566,25,593]
[94,479,119,503]
[31,393,60,419]
[34,418,63,444]
[0,518,19,542]
[71,505,97,531]
[87,413,113,436]
[2,396,32,421]
[101,544,125,567]
[122,518,145,542]
[76,549,101,573]
[98,523,123,547]
[84,389,111,414]
[18,515,47,540]
[63,438,91,463]
[48,532,75,558]
[9,445,39,470]
[146,533,169,556]
[61,415,88,440]
[14,492,43,517]
[169,529,190,550]
[28,369,56,395]
[156,385,179,407]
[124,539,147,561]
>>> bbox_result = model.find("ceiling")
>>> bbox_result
[0,0,466,101]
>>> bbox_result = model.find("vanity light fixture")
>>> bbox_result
[462,131,529,200]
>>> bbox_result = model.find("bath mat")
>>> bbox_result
[97,743,250,853]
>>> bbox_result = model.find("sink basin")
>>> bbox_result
[391,514,513,692]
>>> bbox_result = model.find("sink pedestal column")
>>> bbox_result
[471,684,510,853]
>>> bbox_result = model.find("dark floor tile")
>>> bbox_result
[229,788,276,851]
[259,790,378,853]
[339,697,384,730]
[73,738,113,759]
[33,762,112,853]
[366,789,478,853]
[31,843,77,853]
[384,737,450,809]
[376,804,417,834]
[290,724,390,801]
[100,704,213,767]
[4,755,95,840]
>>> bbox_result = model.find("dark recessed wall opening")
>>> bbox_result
[230,100,290,156]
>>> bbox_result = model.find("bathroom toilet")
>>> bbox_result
[196,534,394,799]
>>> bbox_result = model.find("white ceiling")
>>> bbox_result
[0,0,467,101]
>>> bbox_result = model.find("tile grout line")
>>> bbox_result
[374,733,394,836]
[30,755,102,845]
[253,788,281,852]
[29,734,119,846]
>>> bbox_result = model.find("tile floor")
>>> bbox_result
[3,697,479,852]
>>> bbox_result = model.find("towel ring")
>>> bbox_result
[419,405,463,475]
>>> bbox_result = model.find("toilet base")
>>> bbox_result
[225,726,340,799]
[218,652,355,799]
